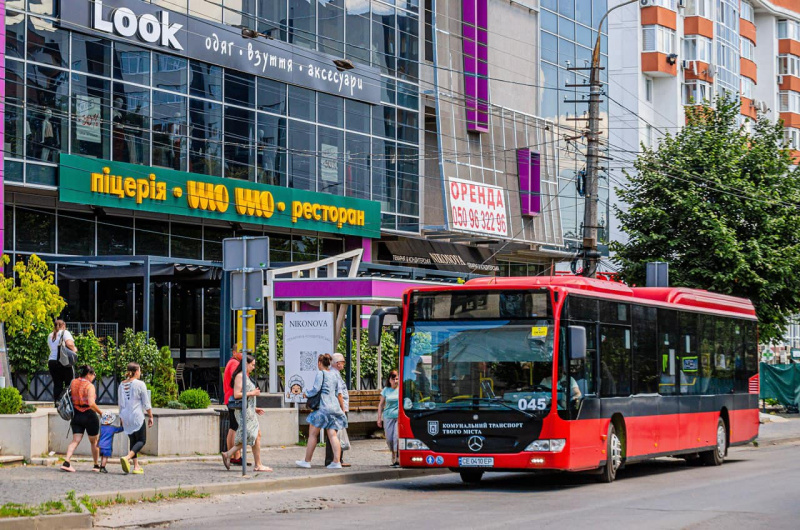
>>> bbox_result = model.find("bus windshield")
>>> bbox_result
[403,290,557,416]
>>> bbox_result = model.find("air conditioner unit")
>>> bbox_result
[678,0,686,7]
[706,64,717,77]
[681,59,691,69]
[778,75,785,85]
[758,101,769,113]
[640,0,653,7]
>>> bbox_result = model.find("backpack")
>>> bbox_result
[57,387,74,422]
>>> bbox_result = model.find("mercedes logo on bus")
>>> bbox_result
[467,436,484,452]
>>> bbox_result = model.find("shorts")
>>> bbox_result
[227,406,239,432]
[99,446,113,458]
[71,409,100,437]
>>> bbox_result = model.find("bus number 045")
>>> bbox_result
[518,398,547,411]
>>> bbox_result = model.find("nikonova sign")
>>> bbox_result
[61,0,382,104]
[91,0,183,50]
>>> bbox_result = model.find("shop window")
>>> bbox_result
[26,164,57,186]
[319,0,344,56]
[346,1,371,65]
[372,105,396,140]
[171,223,202,259]
[224,70,255,107]
[113,83,151,165]
[258,78,287,114]
[6,9,25,59]
[292,236,319,262]
[26,64,68,163]
[5,160,23,184]
[152,91,188,171]
[318,126,344,195]
[345,133,371,200]
[6,61,25,159]
[289,87,316,121]
[346,100,370,134]
[203,287,221,348]
[397,109,419,144]
[72,33,111,77]
[97,216,133,255]
[189,61,222,101]
[16,208,55,253]
[271,236,292,262]
[189,98,223,176]
[203,226,232,262]
[288,0,316,49]
[224,106,256,180]
[71,74,111,161]
[153,53,187,93]
[113,43,150,86]
[372,138,397,212]
[319,94,344,128]
[257,0,287,40]
[372,3,396,75]
[288,119,316,190]
[27,16,68,67]
[58,211,95,256]
[256,113,286,186]
[135,219,169,257]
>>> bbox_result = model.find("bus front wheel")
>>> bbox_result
[598,424,623,483]
[700,417,726,466]
[459,470,484,484]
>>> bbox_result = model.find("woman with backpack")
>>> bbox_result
[61,365,103,472]
[48,320,77,405]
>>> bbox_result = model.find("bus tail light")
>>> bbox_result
[524,439,566,453]
[400,438,430,451]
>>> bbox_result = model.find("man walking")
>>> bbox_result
[326,353,350,467]
[223,345,243,464]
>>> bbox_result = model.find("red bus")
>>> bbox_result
[369,276,759,483]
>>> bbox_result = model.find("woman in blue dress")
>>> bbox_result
[296,354,348,469]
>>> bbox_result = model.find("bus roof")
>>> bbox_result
[459,276,757,318]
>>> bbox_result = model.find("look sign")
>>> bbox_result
[92,0,182,50]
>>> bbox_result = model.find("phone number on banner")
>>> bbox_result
[451,207,508,236]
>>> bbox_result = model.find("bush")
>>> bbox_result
[74,330,113,379]
[254,323,282,380]
[336,328,398,386]
[178,388,211,409]
[20,403,37,414]
[114,329,160,382]
[166,400,188,410]
[7,327,50,375]
[0,387,24,414]
[149,347,178,408]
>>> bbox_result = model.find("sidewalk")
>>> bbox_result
[0,439,400,506]
[759,413,800,443]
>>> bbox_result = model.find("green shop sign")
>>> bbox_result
[59,154,381,238]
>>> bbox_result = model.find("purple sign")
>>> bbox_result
[462,0,488,132]
[517,149,541,216]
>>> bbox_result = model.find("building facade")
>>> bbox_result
[608,0,800,237]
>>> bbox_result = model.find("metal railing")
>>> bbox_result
[65,322,119,343]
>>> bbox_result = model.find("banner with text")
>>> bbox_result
[284,312,335,404]
[58,154,381,238]
[447,178,509,237]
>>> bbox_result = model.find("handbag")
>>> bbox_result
[57,331,77,367]
[306,372,326,411]
[338,428,351,451]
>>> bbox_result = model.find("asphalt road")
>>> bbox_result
[95,440,800,529]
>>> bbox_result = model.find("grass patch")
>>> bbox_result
[80,488,208,514]
[0,500,67,519]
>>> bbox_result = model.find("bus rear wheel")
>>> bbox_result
[459,471,484,484]
[598,424,623,483]
[700,417,726,466]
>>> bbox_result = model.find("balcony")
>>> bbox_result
[642,52,677,77]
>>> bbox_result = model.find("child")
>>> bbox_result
[98,412,124,473]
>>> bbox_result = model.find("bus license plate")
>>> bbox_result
[459,457,494,467]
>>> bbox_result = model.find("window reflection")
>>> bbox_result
[345,133,370,199]
[72,34,111,77]
[135,219,169,256]
[114,43,150,85]
[71,73,110,160]
[319,0,344,56]
[97,216,133,255]
[372,4,395,74]
[372,138,396,212]
[258,0,287,39]
[345,0,370,65]
[112,83,150,165]
[289,87,315,121]
[288,119,315,190]
[6,60,25,159]
[318,94,344,128]
[153,53,188,93]
[190,99,223,176]
[225,106,256,180]
[16,208,55,253]
[190,61,222,101]
[397,9,419,80]
[256,113,286,185]
[258,79,287,114]
[288,0,316,49]
[6,9,25,60]
[345,100,370,134]
[152,91,187,171]
[397,145,418,216]
[27,16,68,68]
[225,70,255,107]
[319,126,344,195]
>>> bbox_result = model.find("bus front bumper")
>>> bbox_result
[399,450,570,471]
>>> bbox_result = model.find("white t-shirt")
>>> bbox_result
[118,379,152,435]
[47,330,74,362]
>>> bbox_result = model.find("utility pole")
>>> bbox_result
[570,0,639,277]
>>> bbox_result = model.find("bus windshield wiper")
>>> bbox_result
[444,397,535,418]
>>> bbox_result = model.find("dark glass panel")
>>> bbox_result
[318,93,344,128]
[631,305,658,394]
[153,53,188,93]
[58,211,94,255]
[256,113,287,186]
[171,223,202,259]
[97,216,133,255]
[345,133,370,200]
[189,98,223,176]
[287,119,315,190]
[112,83,151,165]
[113,42,150,85]
[189,61,222,100]
[152,91,187,171]
[27,16,68,67]
[26,64,68,163]
[16,207,55,253]
[258,78,287,114]
[224,70,255,107]
[288,86,315,121]
[224,106,256,180]
[345,99,370,134]
[72,33,111,77]
[135,219,169,256]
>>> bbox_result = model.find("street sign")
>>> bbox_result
[222,237,270,271]
[230,270,264,310]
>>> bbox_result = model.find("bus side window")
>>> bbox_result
[679,312,699,395]
[658,309,678,395]
[632,305,658,394]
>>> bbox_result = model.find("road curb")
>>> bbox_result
[81,467,450,504]
[0,512,92,530]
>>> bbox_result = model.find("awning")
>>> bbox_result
[377,239,499,274]
[58,263,222,282]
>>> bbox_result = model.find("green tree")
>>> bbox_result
[0,255,65,337]
[612,94,800,342]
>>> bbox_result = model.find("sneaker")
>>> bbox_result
[120,456,130,474]
[295,460,311,469]
[99,467,108,474]
[92,464,101,473]
[60,463,76,473]
[327,462,342,469]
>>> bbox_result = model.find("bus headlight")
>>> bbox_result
[400,438,430,451]
[524,439,566,453]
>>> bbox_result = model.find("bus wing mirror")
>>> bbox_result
[369,307,401,347]
[569,325,587,361]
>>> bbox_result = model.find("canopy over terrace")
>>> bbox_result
[264,250,474,392]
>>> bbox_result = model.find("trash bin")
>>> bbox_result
[219,408,230,452]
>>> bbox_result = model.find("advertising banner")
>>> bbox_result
[75,95,101,143]
[58,154,381,238]
[447,178,509,237]
[284,312,335,404]
[59,0,382,104]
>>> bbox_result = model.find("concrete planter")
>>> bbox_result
[0,410,49,459]
[49,411,129,457]
[142,409,220,456]
[256,408,299,446]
